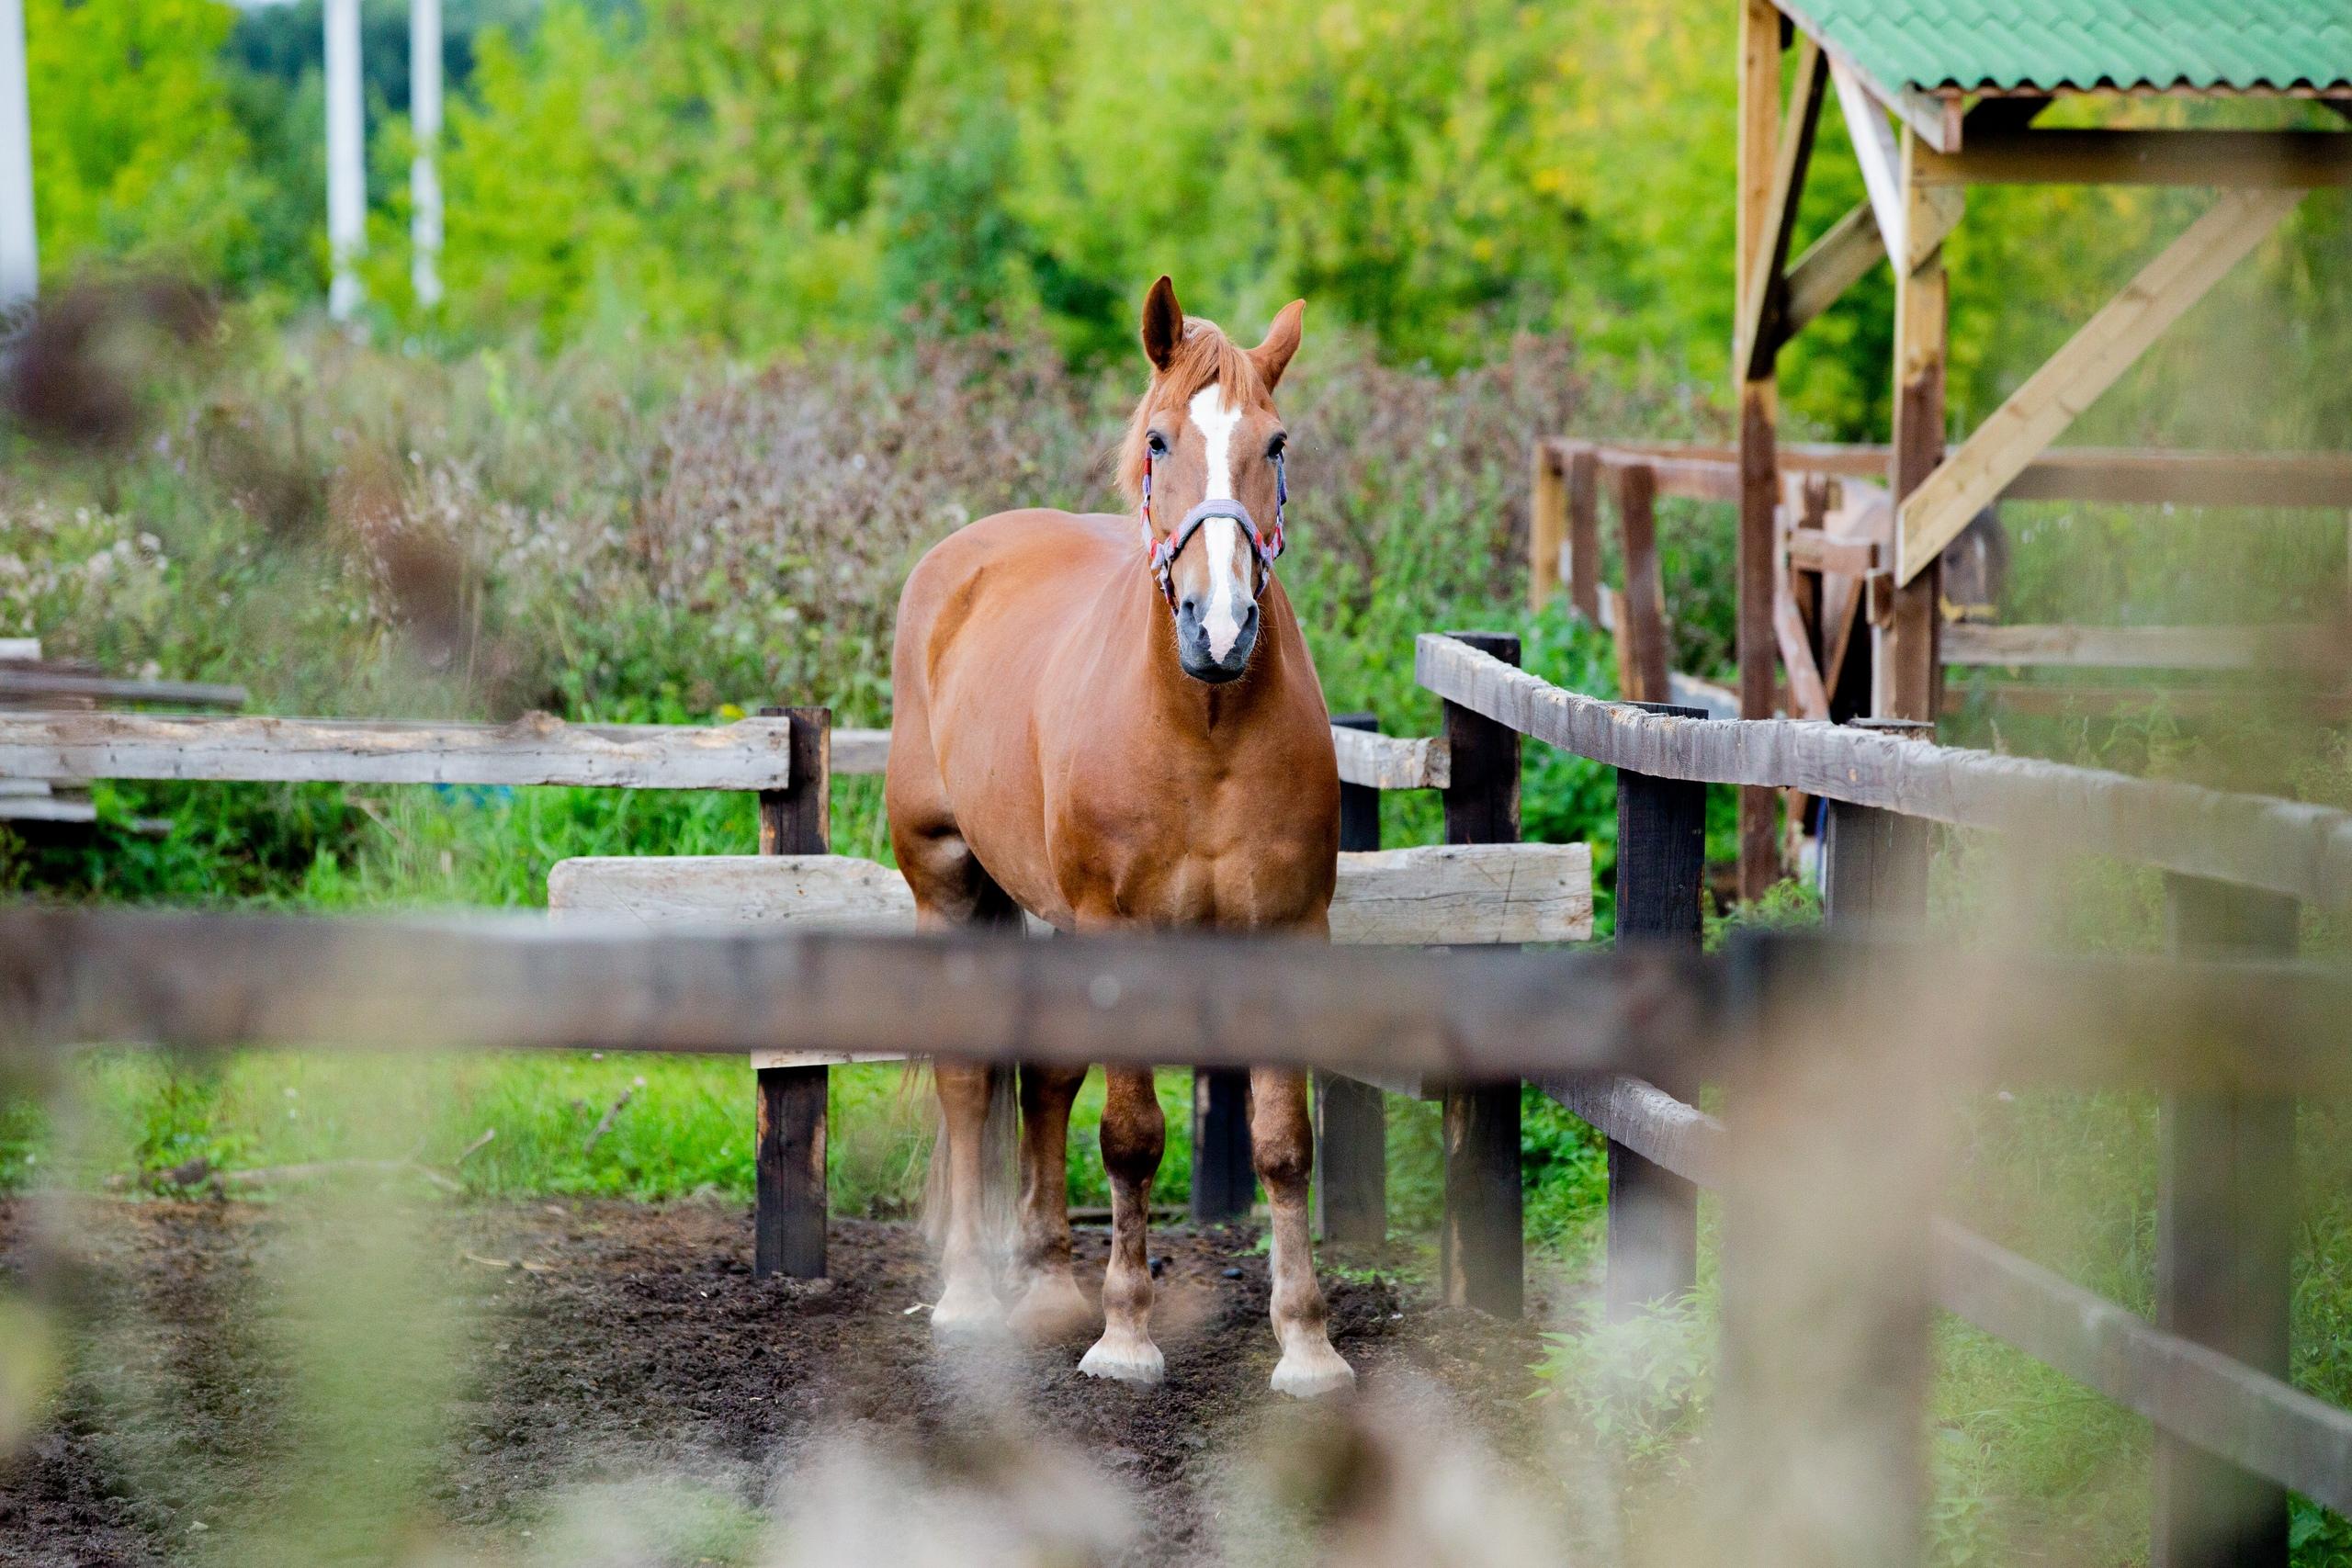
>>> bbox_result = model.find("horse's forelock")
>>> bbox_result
[1115,321,1270,507]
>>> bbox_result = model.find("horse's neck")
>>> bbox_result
[1093,567,1302,746]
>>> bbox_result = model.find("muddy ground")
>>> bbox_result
[0,1197,1574,1566]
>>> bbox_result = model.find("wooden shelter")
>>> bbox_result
[1536,2,2352,898]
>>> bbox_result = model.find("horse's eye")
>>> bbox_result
[1147,432,1169,458]
[1266,433,1287,459]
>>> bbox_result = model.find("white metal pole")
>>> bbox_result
[409,0,441,308]
[324,0,366,321]
[0,0,37,310]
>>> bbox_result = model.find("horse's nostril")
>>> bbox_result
[1179,596,1200,620]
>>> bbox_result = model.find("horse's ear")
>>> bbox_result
[1141,276,1184,371]
[1251,299,1306,390]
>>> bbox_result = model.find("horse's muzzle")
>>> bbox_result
[1175,594,1260,682]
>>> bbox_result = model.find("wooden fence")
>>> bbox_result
[1417,627,2352,1568]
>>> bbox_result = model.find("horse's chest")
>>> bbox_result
[1048,766,1331,929]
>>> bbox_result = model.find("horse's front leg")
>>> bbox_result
[1008,1063,1092,1338]
[1252,1066,1355,1396]
[1079,1064,1167,1383]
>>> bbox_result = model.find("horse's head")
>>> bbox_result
[1120,276,1304,684]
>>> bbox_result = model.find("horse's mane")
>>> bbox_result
[1114,319,1270,509]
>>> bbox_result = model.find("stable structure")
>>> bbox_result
[1534,4,2352,899]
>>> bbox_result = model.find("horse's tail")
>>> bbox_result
[918,1062,1020,1264]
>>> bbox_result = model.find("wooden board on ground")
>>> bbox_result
[548,843,1592,948]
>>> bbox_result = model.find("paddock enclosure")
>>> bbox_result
[10,625,2352,1563]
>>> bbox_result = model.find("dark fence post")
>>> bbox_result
[2154,874,2297,1568]
[1316,712,1387,1246]
[754,705,830,1280]
[1438,632,1523,1316]
[1606,700,1707,1320]
[1821,718,1935,928]
[1191,1067,1255,1225]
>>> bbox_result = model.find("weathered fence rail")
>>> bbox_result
[1416,626,2352,1568]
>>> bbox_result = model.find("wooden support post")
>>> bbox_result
[322,0,366,323]
[1530,444,1566,612]
[1712,940,1938,1568]
[1605,701,1706,1320]
[409,0,443,309]
[1566,446,1602,623]
[1190,1066,1255,1224]
[1821,718,1934,928]
[0,0,34,310]
[1314,713,1389,1245]
[1439,633,1523,1315]
[754,706,830,1280]
[1881,127,1955,723]
[1611,462,1671,705]
[1734,0,1787,900]
[2154,875,2298,1568]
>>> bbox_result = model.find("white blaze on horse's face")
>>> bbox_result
[1186,386,1255,665]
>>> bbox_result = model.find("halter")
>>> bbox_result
[1141,447,1286,610]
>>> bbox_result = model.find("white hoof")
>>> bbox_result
[930,1276,1004,1337]
[1270,1341,1356,1399]
[1078,1331,1165,1385]
[1007,1271,1094,1340]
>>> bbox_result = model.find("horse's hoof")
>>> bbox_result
[1078,1330,1165,1385]
[1007,1272,1094,1341]
[1270,1342,1355,1399]
[929,1278,1005,1338]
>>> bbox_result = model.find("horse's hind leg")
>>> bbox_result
[1252,1066,1355,1396]
[1008,1063,1092,1339]
[1079,1065,1167,1383]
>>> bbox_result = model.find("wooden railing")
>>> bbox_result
[1417,627,2352,1567]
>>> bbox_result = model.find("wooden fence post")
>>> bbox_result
[1530,444,1566,612]
[1566,446,1602,625]
[1191,1066,1255,1225]
[1821,717,1935,928]
[1611,462,1672,705]
[1439,632,1523,1316]
[1606,700,1706,1320]
[2154,874,2298,1568]
[754,705,830,1280]
[1316,712,1387,1246]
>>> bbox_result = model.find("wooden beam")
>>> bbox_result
[1739,36,1828,381]
[551,845,1592,948]
[1831,57,1904,256]
[1564,445,1602,622]
[0,671,247,708]
[1415,631,2352,909]
[1882,125,1950,720]
[1769,1,1959,152]
[1786,528,1877,575]
[1530,441,1566,611]
[1611,463,1673,705]
[1602,448,1744,503]
[1898,189,2305,584]
[1920,130,2352,189]
[0,711,795,792]
[1783,201,1884,336]
[1942,623,2341,671]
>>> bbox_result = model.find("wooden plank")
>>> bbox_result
[1602,449,1744,503]
[1736,0,1782,328]
[1437,630,1523,1318]
[552,845,1591,948]
[1832,57,1904,254]
[2155,878,2298,1568]
[1898,189,2305,585]
[1738,36,1827,380]
[831,722,1446,792]
[1773,502,1833,722]
[1611,464,1672,706]
[1943,623,2338,671]
[0,638,39,660]
[1920,130,2352,190]
[1544,1072,2352,1518]
[1883,125,1951,719]
[0,671,245,708]
[0,711,795,792]
[1565,445,1602,622]
[1783,201,1884,336]
[1787,528,1878,575]
[1530,441,1566,611]
[0,794,96,825]
[1191,1066,1255,1224]
[1415,631,2352,910]
[1738,388,1782,893]
[1770,1,1957,152]
[1604,700,1706,1320]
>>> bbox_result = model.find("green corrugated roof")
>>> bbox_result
[1779,1,2352,94]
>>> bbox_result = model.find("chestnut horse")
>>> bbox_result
[885,277,1352,1397]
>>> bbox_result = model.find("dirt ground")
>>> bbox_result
[0,1197,1567,1566]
